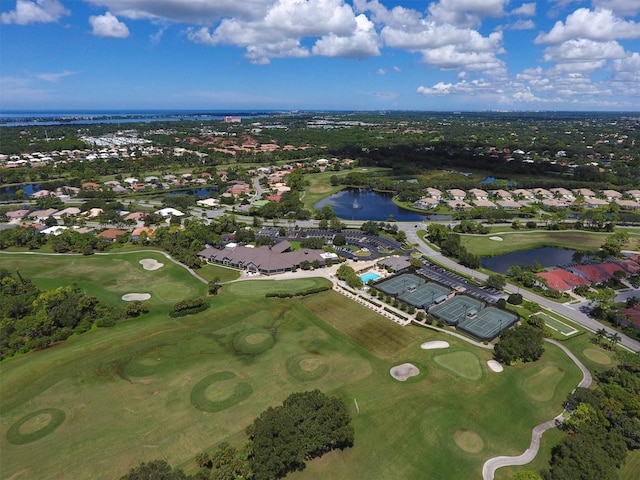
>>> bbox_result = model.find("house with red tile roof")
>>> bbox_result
[96,228,128,242]
[568,264,611,284]
[620,306,640,330]
[537,269,590,291]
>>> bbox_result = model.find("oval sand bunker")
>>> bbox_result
[140,259,164,271]
[489,236,504,242]
[421,341,449,350]
[122,293,151,301]
[487,360,504,372]
[390,363,420,381]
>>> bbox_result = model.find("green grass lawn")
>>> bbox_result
[302,167,390,210]
[0,253,586,480]
[197,263,241,283]
[460,230,610,256]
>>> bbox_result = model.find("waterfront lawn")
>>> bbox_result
[303,167,390,210]
[1,253,584,480]
[460,230,609,256]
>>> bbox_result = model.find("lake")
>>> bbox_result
[481,247,579,274]
[314,189,450,222]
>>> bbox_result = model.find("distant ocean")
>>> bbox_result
[0,110,278,127]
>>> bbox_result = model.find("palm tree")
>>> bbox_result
[594,328,608,345]
[607,332,621,349]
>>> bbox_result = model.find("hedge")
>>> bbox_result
[265,286,331,298]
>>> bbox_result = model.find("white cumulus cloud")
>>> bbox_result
[510,2,536,16]
[89,11,130,38]
[1,0,69,25]
[188,0,379,64]
[536,8,640,44]
[592,0,640,16]
[85,0,271,23]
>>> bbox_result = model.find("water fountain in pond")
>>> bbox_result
[352,199,362,210]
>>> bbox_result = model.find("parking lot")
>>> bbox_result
[418,263,505,304]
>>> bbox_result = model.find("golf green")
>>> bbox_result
[432,351,483,380]
[6,409,66,445]
[190,372,253,413]
[522,365,566,402]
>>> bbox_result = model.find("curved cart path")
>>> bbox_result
[481,339,592,480]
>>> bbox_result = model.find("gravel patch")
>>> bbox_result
[122,293,151,301]
[139,258,164,271]
[390,363,420,381]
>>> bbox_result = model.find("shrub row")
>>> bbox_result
[169,297,208,317]
[362,297,381,307]
[383,306,408,320]
[169,304,209,318]
[265,286,331,298]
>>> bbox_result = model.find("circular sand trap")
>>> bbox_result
[583,348,612,365]
[487,360,504,372]
[489,236,504,242]
[390,363,420,381]
[122,293,151,301]
[421,341,450,350]
[453,429,484,453]
[139,258,164,271]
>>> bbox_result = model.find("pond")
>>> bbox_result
[314,188,451,222]
[481,247,580,274]
[165,187,217,197]
[0,183,42,200]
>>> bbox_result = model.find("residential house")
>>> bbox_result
[602,189,622,201]
[425,187,442,199]
[468,188,488,200]
[496,199,521,210]
[446,189,466,201]
[615,199,640,210]
[96,228,128,243]
[156,207,184,217]
[573,188,596,198]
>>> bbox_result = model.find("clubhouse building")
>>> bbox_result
[198,240,336,275]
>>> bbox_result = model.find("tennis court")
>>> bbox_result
[531,312,578,336]
[376,273,426,296]
[429,295,484,326]
[458,307,518,341]
[399,282,451,308]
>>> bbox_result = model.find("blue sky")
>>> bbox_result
[1,0,639,111]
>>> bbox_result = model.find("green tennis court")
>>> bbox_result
[458,307,518,341]
[375,273,426,296]
[399,282,450,308]
[532,312,578,336]
[429,295,484,326]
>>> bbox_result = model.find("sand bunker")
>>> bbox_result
[421,341,450,350]
[489,236,504,242]
[139,258,164,271]
[390,363,420,381]
[487,360,504,372]
[122,293,151,301]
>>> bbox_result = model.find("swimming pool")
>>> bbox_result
[359,272,381,283]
